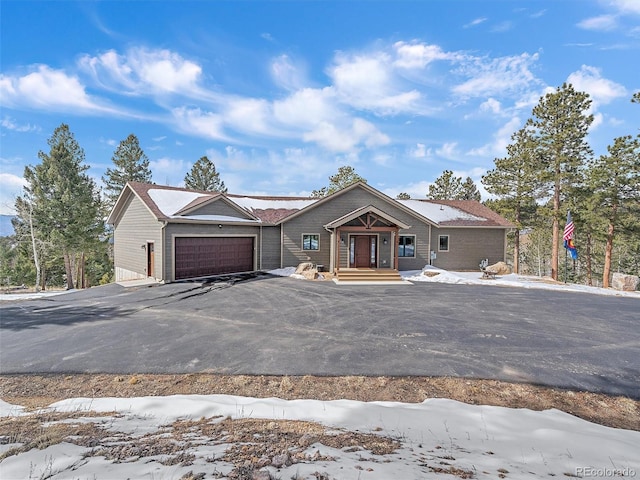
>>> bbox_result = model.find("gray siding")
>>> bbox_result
[431,227,506,271]
[260,226,281,270]
[282,186,431,271]
[187,199,254,219]
[163,223,261,281]
[113,193,164,280]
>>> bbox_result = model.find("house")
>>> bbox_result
[107,181,513,282]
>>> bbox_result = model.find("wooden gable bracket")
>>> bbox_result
[357,212,384,229]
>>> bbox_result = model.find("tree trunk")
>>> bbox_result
[63,252,74,290]
[551,177,561,280]
[513,229,520,274]
[603,223,615,288]
[28,206,41,293]
[586,231,593,286]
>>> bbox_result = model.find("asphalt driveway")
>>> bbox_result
[1,274,638,398]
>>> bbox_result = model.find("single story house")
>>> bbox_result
[107,181,513,282]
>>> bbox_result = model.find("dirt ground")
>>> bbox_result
[1,374,638,431]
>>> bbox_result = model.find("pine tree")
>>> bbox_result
[482,128,542,273]
[527,83,593,280]
[396,192,411,200]
[21,124,104,290]
[311,166,366,198]
[102,134,152,209]
[588,135,640,287]
[461,177,481,201]
[184,156,228,192]
[426,170,463,199]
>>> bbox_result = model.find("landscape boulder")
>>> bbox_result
[295,262,314,274]
[485,261,511,275]
[611,273,639,291]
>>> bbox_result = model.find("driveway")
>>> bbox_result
[1,274,638,398]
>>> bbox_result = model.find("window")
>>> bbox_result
[398,235,415,257]
[439,235,449,252]
[302,234,319,250]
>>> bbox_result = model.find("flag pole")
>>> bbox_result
[564,243,568,283]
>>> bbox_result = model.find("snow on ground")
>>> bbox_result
[1,395,638,480]
[0,289,75,302]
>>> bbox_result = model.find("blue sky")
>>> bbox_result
[1,0,639,214]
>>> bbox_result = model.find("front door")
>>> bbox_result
[350,235,377,268]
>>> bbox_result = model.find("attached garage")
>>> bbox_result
[174,237,255,280]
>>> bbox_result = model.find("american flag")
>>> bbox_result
[563,211,575,241]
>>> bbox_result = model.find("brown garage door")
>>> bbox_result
[175,237,254,280]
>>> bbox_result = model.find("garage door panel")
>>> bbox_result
[175,237,254,279]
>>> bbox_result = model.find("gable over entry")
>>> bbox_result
[324,205,411,273]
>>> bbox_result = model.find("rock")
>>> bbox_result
[486,261,511,275]
[271,452,290,468]
[299,433,319,447]
[295,262,315,274]
[301,268,318,280]
[422,270,441,277]
[251,470,272,480]
[611,273,639,291]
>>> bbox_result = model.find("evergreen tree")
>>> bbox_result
[102,134,152,209]
[527,83,594,280]
[482,128,542,273]
[632,92,640,104]
[396,192,411,200]
[20,124,104,290]
[461,177,481,201]
[184,156,227,192]
[588,135,640,287]
[426,170,463,199]
[311,166,366,198]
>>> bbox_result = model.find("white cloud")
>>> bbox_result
[409,143,433,159]
[171,107,227,141]
[224,98,274,136]
[393,41,457,69]
[463,17,488,28]
[0,173,27,215]
[479,98,503,115]
[270,54,306,91]
[328,51,421,114]
[0,66,106,112]
[467,117,522,158]
[490,21,514,33]
[80,47,202,95]
[303,118,389,153]
[567,65,627,105]
[1,117,39,132]
[452,53,541,99]
[605,0,640,14]
[435,142,460,160]
[273,87,338,129]
[577,14,618,31]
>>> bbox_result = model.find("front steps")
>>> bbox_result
[335,268,404,283]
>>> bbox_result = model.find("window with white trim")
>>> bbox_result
[302,234,320,250]
[438,235,449,252]
[398,235,416,257]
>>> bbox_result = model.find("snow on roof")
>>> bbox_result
[398,199,485,224]
[148,189,208,216]
[229,196,317,211]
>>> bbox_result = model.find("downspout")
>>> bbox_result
[280,224,284,269]
[161,221,168,282]
[259,224,263,271]
[428,224,432,266]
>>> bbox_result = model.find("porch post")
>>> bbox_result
[394,228,399,270]
[335,227,340,273]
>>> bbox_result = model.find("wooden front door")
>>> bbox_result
[147,242,155,277]
[351,235,377,268]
